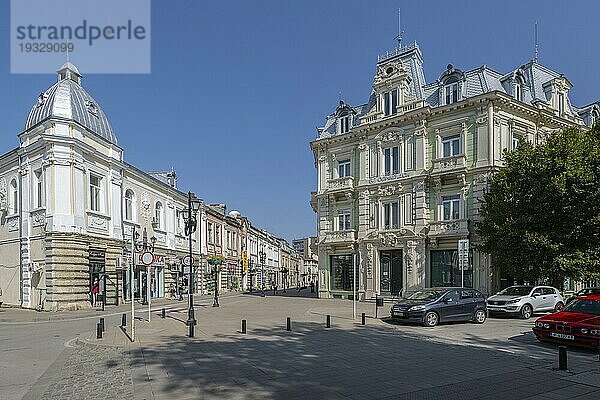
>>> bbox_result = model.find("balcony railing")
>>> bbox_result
[432,154,467,174]
[428,219,469,237]
[327,176,354,192]
[322,230,356,244]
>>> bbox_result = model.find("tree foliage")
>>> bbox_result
[477,123,600,286]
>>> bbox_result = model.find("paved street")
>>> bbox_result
[2,294,600,400]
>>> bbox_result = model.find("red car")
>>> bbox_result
[532,294,600,349]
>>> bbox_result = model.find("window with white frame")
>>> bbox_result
[383,146,399,175]
[384,89,398,116]
[442,135,461,157]
[89,174,102,212]
[515,82,523,102]
[592,110,598,125]
[34,169,44,208]
[215,224,221,245]
[208,222,214,243]
[338,159,351,178]
[512,133,520,150]
[154,202,163,230]
[441,195,461,221]
[176,210,184,233]
[339,114,350,133]
[124,189,135,221]
[382,201,399,230]
[558,92,565,115]
[337,209,351,231]
[404,193,413,225]
[445,81,459,104]
[10,179,18,214]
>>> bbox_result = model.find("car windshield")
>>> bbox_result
[498,286,533,296]
[407,290,443,301]
[564,299,600,315]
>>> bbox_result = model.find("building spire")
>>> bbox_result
[396,8,403,49]
[533,22,539,62]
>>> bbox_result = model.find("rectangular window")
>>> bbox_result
[384,146,399,175]
[430,249,472,288]
[382,201,399,230]
[337,210,351,231]
[441,195,461,221]
[215,225,221,245]
[338,159,351,178]
[404,193,412,225]
[330,254,358,291]
[340,115,350,133]
[512,133,520,150]
[34,169,44,208]
[515,84,522,101]
[442,135,461,157]
[445,82,458,104]
[89,174,101,212]
[558,93,565,115]
[384,90,398,116]
[208,222,214,243]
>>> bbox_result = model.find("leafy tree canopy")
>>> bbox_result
[477,123,600,286]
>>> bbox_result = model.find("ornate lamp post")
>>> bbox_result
[259,250,266,297]
[182,192,202,338]
[208,255,225,307]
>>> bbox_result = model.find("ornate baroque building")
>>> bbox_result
[310,42,599,299]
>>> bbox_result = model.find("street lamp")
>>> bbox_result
[208,255,224,307]
[132,228,157,307]
[182,191,202,338]
[259,250,266,297]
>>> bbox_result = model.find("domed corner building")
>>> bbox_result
[0,63,201,310]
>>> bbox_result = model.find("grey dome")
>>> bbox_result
[25,63,117,144]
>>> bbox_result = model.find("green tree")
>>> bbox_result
[477,123,600,288]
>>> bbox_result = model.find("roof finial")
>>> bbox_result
[533,22,539,62]
[66,42,70,63]
[396,8,403,50]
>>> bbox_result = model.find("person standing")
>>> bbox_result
[91,278,99,307]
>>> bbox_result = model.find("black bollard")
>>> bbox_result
[287,317,291,331]
[96,322,103,339]
[99,317,105,332]
[121,313,127,327]
[361,312,366,325]
[326,315,331,328]
[241,319,247,334]
[161,308,166,318]
[559,346,568,370]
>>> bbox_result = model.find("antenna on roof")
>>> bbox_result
[66,42,70,63]
[396,8,404,49]
[533,22,539,62]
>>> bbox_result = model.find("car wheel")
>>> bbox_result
[554,302,564,312]
[521,304,533,319]
[473,309,487,324]
[423,311,439,327]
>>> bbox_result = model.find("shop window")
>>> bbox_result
[430,249,472,288]
[330,254,357,291]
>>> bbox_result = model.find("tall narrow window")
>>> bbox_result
[208,222,214,243]
[125,189,134,221]
[10,179,18,214]
[445,82,459,104]
[512,133,520,150]
[89,175,101,212]
[441,195,461,221]
[337,210,351,231]
[404,193,413,225]
[339,115,350,133]
[383,201,399,230]
[338,159,351,178]
[558,93,565,115]
[515,83,523,101]
[215,225,221,245]
[384,90,398,116]
[154,202,163,230]
[384,146,399,175]
[442,135,461,157]
[34,169,44,208]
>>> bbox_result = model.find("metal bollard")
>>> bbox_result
[99,317,105,332]
[361,312,366,325]
[559,346,568,370]
[241,319,247,334]
[326,315,331,328]
[161,308,166,318]
[121,313,127,327]
[287,317,291,331]
[96,322,103,339]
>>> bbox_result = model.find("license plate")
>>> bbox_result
[550,332,574,340]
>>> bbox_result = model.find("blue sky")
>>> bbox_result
[1,0,599,241]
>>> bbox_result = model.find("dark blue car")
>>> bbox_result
[390,287,487,327]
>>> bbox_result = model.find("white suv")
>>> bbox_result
[487,285,564,319]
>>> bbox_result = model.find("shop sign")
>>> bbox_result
[136,253,165,267]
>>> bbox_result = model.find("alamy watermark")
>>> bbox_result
[11,0,151,74]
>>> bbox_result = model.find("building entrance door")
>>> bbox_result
[380,250,403,296]
[89,249,106,305]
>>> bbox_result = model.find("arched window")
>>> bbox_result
[10,179,18,214]
[514,72,525,102]
[444,75,460,105]
[154,201,163,230]
[124,189,135,221]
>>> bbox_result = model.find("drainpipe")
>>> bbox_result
[120,168,125,304]
[18,153,23,307]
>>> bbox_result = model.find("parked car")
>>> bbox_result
[390,287,487,327]
[487,285,564,319]
[565,287,600,305]
[532,294,600,349]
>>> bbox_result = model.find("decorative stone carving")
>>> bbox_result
[7,215,19,231]
[377,183,403,197]
[366,243,373,278]
[433,177,442,191]
[358,143,368,151]
[368,173,409,185]
[141,192,151,223]
[0,177,6,212]
[380,232,406,247]
[318,155,327,163]
[415,179,426,192]
[360,190,370,200]
[31,209,46,227]
[88,214,109,230]
[154,230,166,243]
[380,131,400,143]
[473,172,491,185]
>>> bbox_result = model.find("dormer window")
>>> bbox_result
[592,110,599,125]
[384,89,398,116]
[339,114,350,133]
[515,82,523,101]
[558,93,565,115]
[445,80,459,105]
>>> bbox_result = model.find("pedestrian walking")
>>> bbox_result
[91,278,99,307]
[0,286,3,308]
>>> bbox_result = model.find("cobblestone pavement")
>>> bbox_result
[5,294,600,400]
